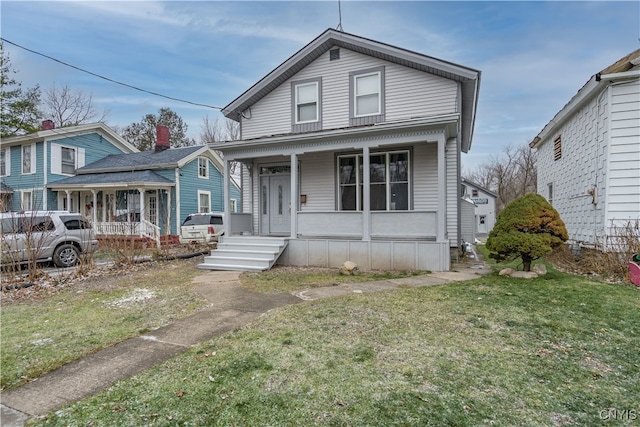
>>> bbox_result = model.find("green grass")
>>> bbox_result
[0,260,208,391]
[33,267,640,426]
[240,266,430,294]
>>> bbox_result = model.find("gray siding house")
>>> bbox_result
[204,29,480,271]
[530,49,640,248]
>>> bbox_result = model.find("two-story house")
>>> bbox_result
[1,122,241,245]
[530,49,639,249]
[461,178,497,239]
[201,29,481,271]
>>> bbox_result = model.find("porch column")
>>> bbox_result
[91,190,97,224]
[223,158,231,235]
[362,146,370,241]
[65,190,71,212]
[166,188,172,235]
[437,134,446,242]
[138,188,145,237]
[290,153,298,238]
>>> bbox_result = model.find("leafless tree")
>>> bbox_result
[43,83,107,128]
[200,115,241,176]
[465,143,537,213]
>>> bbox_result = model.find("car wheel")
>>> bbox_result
[53,244,80,268]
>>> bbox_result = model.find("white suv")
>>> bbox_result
[179,213,225,244]
[0,211,99,268]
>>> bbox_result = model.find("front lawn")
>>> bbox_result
[35,268,640,426]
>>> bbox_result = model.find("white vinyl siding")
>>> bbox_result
[606,78,640,228]
[242,49,458,139]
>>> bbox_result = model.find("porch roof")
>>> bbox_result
[210,114,458,159]
[48,170,174,190]
[0,182,13,194]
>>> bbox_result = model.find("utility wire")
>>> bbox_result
[1,37,223,110]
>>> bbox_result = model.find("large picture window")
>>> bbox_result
[338,150,409,211]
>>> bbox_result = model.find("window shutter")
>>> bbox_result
[51,144,61,174]
[77,148,85,169]
[30,143,36,173]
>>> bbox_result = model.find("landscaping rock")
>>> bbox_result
[340,261,359,275]
[532,264,547,276]
[499,268,515,276]
[511,271,539,279]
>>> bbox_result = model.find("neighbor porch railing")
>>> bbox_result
[94,219,161,247]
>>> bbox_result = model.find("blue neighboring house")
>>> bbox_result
[0,121,241,244]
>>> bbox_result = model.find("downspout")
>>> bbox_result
[175,168,181,235]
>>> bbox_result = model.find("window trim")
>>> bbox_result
[291,77,322,133]
[22,191,32,211]
[0,147,9,176]
[61,146,77,175]
[230,198,237,213]
[22,143,36,175]
[198,157,209,179]
[197,190,211,213]
[337,149,411,212]
[349,66,385,126]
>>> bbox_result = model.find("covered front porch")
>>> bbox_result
[213,117,458,271]
[49,174,176,247]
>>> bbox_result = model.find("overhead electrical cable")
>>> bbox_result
[1,37,222,110]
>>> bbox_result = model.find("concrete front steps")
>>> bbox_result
[198,236,288,272]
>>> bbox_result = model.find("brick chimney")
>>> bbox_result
[155,125,170,153]
[42,120,55,130]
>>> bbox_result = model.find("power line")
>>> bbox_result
[1,37,222,110]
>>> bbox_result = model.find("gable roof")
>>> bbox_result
[77,145,222,174]
[0,122,138,153]
[222,28,481,152]
[461,178,498,198]
[531,48,640,148]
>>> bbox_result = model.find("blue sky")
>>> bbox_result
[2,1,639,171]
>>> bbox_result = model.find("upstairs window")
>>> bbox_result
[291,78,322,132]
[349,66,385,125]
[472,189,479,198]
[0,148,9,176]
[22,144,35,174]
[355,72,381,117]
[61,147,76,174]
[295,82,318,123]
[198,157,209,178]
[553,135,562,161]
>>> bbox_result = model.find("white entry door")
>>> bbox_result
[260,175,290,235]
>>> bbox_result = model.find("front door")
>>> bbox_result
[260,174,290,235]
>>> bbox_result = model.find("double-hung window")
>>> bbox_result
[61,147,76,174]
[198,157,209,178]
[291,78,322,132]
[350,66,385,125]
[22,144,35,174]
[0,148,8,176]
[338,150,409,211]
[198,190,211,213]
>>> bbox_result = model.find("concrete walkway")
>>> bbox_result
[0,262,490,426]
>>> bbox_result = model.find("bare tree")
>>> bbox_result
[465,143,537,212]
[43,83,107,128]
[200,115,241,176]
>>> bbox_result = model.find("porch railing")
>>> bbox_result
[94,220,161,247]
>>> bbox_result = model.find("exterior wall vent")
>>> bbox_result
[329,49,340,61]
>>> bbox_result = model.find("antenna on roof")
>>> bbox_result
[336,0,343,32]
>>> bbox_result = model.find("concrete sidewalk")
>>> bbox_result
[1,262,490,426]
